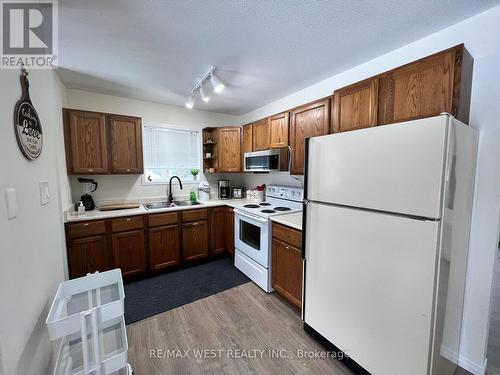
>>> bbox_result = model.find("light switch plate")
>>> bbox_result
[5,188,17,220]
[39,180,50,205]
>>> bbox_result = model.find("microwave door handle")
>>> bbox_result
[234,209,268,223]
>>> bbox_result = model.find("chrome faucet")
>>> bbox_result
[168,176,183,203]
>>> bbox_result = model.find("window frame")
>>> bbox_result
[140,122,202,186]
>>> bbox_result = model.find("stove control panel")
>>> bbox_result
[266,185,303,202]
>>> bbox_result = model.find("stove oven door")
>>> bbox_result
[234,209,270,268]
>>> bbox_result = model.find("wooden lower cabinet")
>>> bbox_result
[149,225,180,270]
[225,207,235,256]
[271,223,303,309]
[210,207,226,255]
[111,230,146,278]
[182,221,209,262]
[66,206,236,279]
[68,235,109,279]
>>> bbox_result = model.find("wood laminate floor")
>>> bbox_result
[127,282,473,375]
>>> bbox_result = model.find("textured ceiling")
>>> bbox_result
[58,0,500,115]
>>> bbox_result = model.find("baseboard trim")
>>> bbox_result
[457,355,487,375]
[439,345,487,375]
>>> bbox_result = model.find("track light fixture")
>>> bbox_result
[185,65,224,109]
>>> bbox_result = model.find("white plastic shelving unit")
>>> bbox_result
[46,269,133,375]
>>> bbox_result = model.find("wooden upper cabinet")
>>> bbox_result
[333,78,379,133]
[63,108,145,175]
[378,45,472,125]
[218,127,241,172]
[109,115,143,174]
[252,118,270,151]
[64,109,108,174]
[242,124,253,154]
[268,112,289,148]
[289,99,330,175]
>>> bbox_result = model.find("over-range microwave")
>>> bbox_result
[244,149,287,172]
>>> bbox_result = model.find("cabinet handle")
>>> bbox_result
[285,245,290,250]
[126,169,130,172]
[126,218,132,222]
[88,169,93,172]
[83,223,89,227]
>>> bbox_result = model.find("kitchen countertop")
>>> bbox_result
[65,198,250,223]
[270,212,303,231]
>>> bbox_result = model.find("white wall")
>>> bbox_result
[65,89,242,204]
[0,70,67,375]
[238,5,500,374]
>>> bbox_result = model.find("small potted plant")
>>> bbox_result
[190,168,200,180]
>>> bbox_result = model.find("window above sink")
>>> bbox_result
[142,124,201,185]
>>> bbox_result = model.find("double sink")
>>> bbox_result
[143,201,203,210]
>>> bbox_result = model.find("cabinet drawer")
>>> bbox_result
[182,209,208,222]
[111,216,144,233]
[149,212,178,227]
[67,220,106,239]
[272,223,302,248]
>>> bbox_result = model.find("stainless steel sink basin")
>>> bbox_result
[143,201,202,210]
[173,201,202,206]
[143,201,172,210]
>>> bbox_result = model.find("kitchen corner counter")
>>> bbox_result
[270,212,303,231]
[64,198,248,223]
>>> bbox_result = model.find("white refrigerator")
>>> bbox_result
[302,114,477,375]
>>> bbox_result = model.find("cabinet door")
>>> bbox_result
[65,110,108,174]
[149,225,180,270]
[378,49,455,125]
[182,221,209,262]
[268,112,289,148]
[289,99,330,175]
[109,115,143,174]
[242,124,253,154]
[225,207,235,256]
[272,238,302,308]
[68,235,109,279]
[252,118,270,151]
[210,207,226,255]
[218,127,241,172]
[332,78,378,133]
[112,230,146,278]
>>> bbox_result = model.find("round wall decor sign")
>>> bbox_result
[14,69,43,160]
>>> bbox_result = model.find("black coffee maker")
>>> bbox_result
[76,178,98,211]
[218,180,231,199]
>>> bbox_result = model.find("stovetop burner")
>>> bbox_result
[244,204,260,208]
[261,209,276,213]
[259,202,271,206]
[274,207,292,211]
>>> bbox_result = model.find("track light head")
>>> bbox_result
[210,72,225,94]
[185,95,194,109]
[200,84,210,103]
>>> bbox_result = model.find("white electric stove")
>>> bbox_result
[234,185,303,292]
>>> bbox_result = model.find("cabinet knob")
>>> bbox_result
[83,223,89,227]
[126,169,130,172]
[126,218,132,222]
[88,169,93,172]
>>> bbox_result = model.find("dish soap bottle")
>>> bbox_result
[77,201,85,215]
[190,191,197,203]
